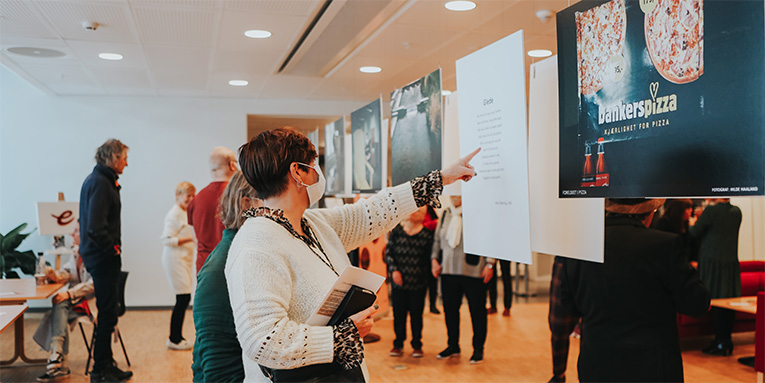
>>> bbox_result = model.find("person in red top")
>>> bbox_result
[188,146,237,272]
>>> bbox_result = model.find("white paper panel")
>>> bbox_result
[528,56,604,263]
[442,92,461,196]
[455,31,532,264]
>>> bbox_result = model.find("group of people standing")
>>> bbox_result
[31,131,746,383]
[386,195,509,365]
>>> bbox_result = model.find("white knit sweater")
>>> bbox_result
[225,183,418,382]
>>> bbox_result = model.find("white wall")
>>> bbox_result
[0,66,359,307]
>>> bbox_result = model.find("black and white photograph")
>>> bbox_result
[351,98,384,193]
[390,68,442,185]
[324,117,347,195]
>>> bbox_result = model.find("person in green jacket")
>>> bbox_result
[192,171,261,382]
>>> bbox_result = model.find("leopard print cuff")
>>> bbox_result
[333,318,364,370]
[410,170,443,208]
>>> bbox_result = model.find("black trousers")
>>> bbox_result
[711,307,735,344]
[89,260,121,371]
[427,275,439,310]
[170,294,191,343]
[441,275,487,352]
[487,260,513,310]
[391,287,427,349]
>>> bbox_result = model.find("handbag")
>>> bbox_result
[260,363,364,383]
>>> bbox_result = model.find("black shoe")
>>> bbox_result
[702,341,733,356]
[105,363,133,381]
[430,307,441,314]
[469,351,484,364]
[37,367,70,382]
[547,375,566,383]
[437,347,461,359]
[90,370,125,383]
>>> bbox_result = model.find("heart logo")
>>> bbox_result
[649,82,659,101]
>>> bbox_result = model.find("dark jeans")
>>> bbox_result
[391,288,427,349]
[89,260,121,371]
[170,294,191,343]
[487,260,513,309]
[441,274,487,353]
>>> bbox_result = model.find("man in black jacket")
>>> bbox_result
[79,139,133,383]
[559,198,710,382]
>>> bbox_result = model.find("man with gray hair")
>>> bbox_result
[188,146,237,272]
[79,139,133,382]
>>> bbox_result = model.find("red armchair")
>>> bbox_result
[677,261,765,338]
[755,291,763,375]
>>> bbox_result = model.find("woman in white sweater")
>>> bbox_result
[161,181,196,350]
[227,127,479,382]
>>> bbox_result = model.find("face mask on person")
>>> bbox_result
[293,162,325,207]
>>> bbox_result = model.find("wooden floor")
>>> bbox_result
[0,299,757,382]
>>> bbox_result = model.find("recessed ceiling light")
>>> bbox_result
[445,1,476,11]
[527,49,553,58]
[244,30,272,39]
[359,66,382,73]
[228,80,248,86]
[98,52,123,60]
[441,90,452,96]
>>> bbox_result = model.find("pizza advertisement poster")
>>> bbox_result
[557,0,764,198]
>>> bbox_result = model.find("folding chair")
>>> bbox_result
[77,271,131,375]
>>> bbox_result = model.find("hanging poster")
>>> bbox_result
[557,0,764,198]
[528,56,605,263]
[351,98,384,193]
[390,68,443,185]
[455,30,532,264]
[324,117,348,195]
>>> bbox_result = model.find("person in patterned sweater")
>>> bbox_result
[386,206,435,358]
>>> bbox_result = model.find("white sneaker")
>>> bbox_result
[46,352,65,370]
[166,338,193,350]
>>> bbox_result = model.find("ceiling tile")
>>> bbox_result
[213,47,286,75]
[153,70,208,91]
[257,74,324,99]
[89,66,151,88]
[216,10,306,51]
[0,0,58,39]
[20,62,104,94]
[32,0,137,42]
[66,40,147,68]
[132,5,218,46]
[129,0,220,9]
[209,71,266,96]
[143,45,211,73]
[225,0,321,16]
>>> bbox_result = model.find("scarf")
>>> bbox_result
[445,206,462,249]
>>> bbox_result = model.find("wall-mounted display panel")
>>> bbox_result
[557,0,764,198]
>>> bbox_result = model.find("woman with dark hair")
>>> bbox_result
[227,127,478,382]
[653,199,694,261]
[192,171,261,382]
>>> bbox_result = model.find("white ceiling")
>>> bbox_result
[0,0,574,102]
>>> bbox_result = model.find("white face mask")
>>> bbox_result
[293,162,325,207]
